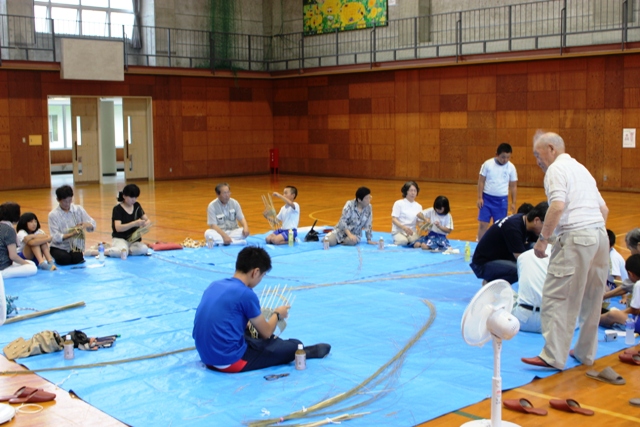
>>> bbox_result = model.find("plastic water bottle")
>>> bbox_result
[323,236,330,250]
[626,314,636,345]
[98,242,105,261]
[464,242,471,262]
[378,236,384,250]
[288,229,294,247]
[64,334,74,360]
[206,236,214,249]
[120,248,128,260]
[295,344,306,370]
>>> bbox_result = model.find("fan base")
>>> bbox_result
[461,420,521,427]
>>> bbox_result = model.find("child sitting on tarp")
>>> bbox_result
[264,186,300,245]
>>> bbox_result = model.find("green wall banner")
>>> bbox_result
[303,0,388,36]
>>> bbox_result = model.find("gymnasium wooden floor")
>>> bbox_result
[1,173,639,426]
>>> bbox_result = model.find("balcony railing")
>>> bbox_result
[0,0,637,72]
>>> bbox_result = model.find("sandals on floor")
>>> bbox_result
[0,386,38,402]
[503,398,547,415]
[619,352,640,365]
[8,389,56,404]
[549,399,594,416]
[585,366,626,385]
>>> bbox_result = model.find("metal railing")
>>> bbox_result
[0,0,637,71]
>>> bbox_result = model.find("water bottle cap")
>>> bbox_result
[66,334,71,340]
[297,344,303,350]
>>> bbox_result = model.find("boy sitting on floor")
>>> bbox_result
[192,246,330,373]
[265,186,300,245]
[600,254,640,331]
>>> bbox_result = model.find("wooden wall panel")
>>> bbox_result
[3,52,640,191]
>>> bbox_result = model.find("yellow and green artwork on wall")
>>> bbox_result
[303,0,388,35]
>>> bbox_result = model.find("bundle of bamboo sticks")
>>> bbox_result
[262,194,282,230]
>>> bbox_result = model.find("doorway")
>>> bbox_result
[47,96,154,186]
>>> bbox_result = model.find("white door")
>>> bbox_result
[71,97,101,183]
[122,98,151,180]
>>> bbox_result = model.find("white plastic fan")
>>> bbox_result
[0,403,15,424]
[460,279,521,427]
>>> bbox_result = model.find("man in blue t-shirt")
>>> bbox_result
[470,201,548,285]
[193,246,330,373]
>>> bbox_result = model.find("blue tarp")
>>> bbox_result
[1,233,628,426]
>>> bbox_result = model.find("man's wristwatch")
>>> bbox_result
[274,311,282,321]
[538,233,547,242]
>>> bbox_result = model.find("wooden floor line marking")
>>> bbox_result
[452,410,482,420]
[513,388,640,422]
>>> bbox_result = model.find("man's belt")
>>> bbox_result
[518,303,540,312]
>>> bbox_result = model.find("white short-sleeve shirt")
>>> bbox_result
[479,158,518,197]
[391,198,423,233]
[420,207,453,235]
[277,202,300,230]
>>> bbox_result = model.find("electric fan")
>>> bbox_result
[460,279,521,427]
[0,403,15,424]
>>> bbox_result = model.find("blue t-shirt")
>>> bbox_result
[192,277,261,366]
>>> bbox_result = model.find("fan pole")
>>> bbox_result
[492,337,502,427]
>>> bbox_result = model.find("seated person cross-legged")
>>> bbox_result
[512,245,551,333]
[107,184,151,258]
[600,254,640,332]
[326,187,376,247]
[204,183,249,246]
[192,246,330,373]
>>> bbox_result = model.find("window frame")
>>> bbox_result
[34,0,134,38]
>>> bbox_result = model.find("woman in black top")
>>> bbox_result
[107,184,151,258]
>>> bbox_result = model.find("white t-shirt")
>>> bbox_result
[516,246,551,308]
[420,207,453,235]
[277,202,300,230]
[17,229,45,254]
[630,280,640,310]
[609,247,629,283]
[391,198,423,233]
[479,158,517,197]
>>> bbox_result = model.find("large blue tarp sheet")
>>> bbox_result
[1,233,628,426]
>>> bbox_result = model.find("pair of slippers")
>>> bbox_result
[0,386,56,404]
[504,398,594,416]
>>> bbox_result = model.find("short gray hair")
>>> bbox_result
[533,130,565,152]
[626,228,640,248]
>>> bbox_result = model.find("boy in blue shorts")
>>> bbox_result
[265,186,300,245]
[476,143,518,241]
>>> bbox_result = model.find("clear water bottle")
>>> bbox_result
[288,229,294,247]
[464,242,471,262]
[626,314,636,346]
[206,236,214,249]
[120,248,128,260]
[64,334,74,360]
[295,343,306,370]
[378,236,384,250]
[323,235,330,250]
[98,242,105,261]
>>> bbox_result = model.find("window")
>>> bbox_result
[34,0,134,38]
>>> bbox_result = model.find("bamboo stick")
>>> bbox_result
[4,301,86,325]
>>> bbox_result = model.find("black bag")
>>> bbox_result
[304,220,320,242]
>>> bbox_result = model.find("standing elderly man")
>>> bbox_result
[522,132,609,370]
[205,183,249,246]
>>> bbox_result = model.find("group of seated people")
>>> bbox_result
[205,181,455,252]
[468,200,640,334]
[0,183,151,280]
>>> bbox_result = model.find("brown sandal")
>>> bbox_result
[0,386,38,402]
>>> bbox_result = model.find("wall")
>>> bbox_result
[1,52,640,192]
[271,54,640,191]
[0,70,273,190]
